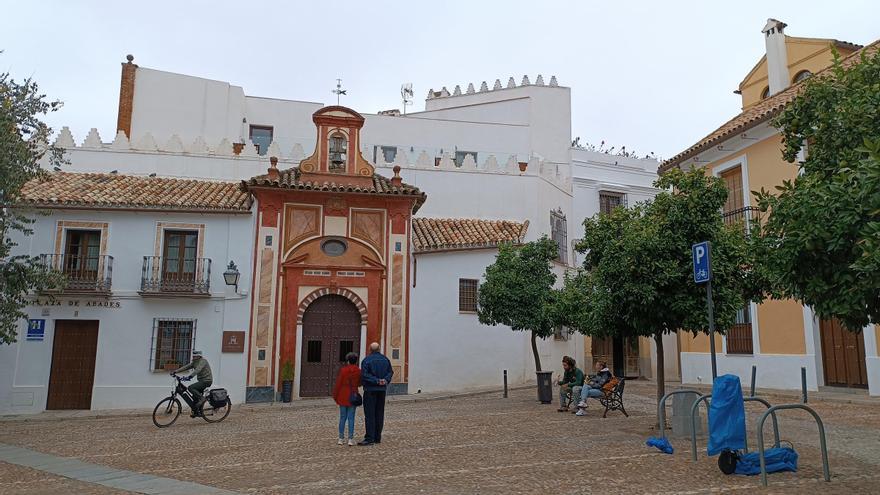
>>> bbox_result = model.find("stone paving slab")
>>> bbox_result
[1,382,878,494]
[0,443,237,494]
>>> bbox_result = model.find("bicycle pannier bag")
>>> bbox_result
[209,388,228,406]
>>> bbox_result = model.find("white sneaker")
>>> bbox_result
[575,409,587,416]
[576,401,587,408]
[337,438,344,445]
[348,438,355,446]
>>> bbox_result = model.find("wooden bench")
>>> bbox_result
[599,378,629,418]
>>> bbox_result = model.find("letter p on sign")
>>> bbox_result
[692,241,711,284]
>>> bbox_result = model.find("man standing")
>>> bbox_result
[172,350,213,414]
[359,342,393,446]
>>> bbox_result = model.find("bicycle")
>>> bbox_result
[152,373,232,428]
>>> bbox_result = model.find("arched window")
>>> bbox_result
[760,86,770,100]
[328,132,347,172]
[793,70,812,84]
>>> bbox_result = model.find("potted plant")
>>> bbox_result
[280,360,294,403]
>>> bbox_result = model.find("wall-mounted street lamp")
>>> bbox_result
[223,261,241,292]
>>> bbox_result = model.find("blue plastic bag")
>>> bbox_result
[646,436,674,454]
[707,374,747,456]
[734,447,798,475]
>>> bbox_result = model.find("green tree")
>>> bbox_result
[564,169,760,403]
[757,48,880,331]
[478,236,560,372]
[1,69,65,344]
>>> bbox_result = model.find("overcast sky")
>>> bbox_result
[2,1,878,160]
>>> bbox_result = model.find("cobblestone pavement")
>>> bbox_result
[1,382,879,494]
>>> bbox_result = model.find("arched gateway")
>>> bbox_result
[299,294,362,397]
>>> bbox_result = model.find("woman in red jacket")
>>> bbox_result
[333,352,361,446]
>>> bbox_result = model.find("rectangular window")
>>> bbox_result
[307,340,322,362]
[459,278,478,313]
[454,151,477,167]
[599,192,626,215]
[249,125,274,156]
[152,319,195,371]
[162,230,199,291]
[338,340,354,362]
[553,326,571,342]
[720,166,744,216]
[726,305,754,354]
[63,229,101,278]
[550,210,568,264]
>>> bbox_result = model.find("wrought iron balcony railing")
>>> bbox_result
[140,256,211,296]
[722,206,761,234]
[40,254,113,293]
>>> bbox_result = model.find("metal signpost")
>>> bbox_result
[692,241,717,380]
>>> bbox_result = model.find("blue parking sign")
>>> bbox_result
[692,241,711,284]
[27,319,46,341]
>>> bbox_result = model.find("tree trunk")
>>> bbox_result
[655,333,666,427]
[531,330,542,372]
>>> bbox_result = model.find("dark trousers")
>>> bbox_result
[188,380,211,406]
[363,390,387,442]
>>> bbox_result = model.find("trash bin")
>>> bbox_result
[536,370,554,404]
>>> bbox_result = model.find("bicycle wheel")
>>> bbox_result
[152,397,182,428]
[201,397,232,423]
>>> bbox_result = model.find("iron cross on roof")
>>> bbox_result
[332,78,347,105]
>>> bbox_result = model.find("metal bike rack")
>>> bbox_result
[689,366,780,461]
[756,404,830,487]
[689,395,781,460]
[657,389,704,438]
[689,394,712,461]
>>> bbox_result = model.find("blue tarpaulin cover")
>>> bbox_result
[734,447,799,475]
[707,374,746,456]
[646,436,674,454]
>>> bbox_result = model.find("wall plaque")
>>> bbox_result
[222,331,246,353]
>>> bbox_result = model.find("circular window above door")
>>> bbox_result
[320,238,348,257]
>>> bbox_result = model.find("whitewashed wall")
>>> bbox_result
[408,250,584,394]
[0,209,254,415]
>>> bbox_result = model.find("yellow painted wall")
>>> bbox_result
[757,299,806,354]
[707,134,797,205]
[739,37,858,109]
[679,331,722,354]
[875,325,880,357]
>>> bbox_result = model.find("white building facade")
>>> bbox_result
[1,58,664,414]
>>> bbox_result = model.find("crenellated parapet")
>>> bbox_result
[426,74,560,100]
[49,128,573,192]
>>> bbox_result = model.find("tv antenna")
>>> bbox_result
[332,78,347,105]
[401,83,414,114]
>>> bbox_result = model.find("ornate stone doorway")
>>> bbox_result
[299,294,362,397]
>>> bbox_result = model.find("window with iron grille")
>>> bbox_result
[151,319,196,371]
[459,278,478,312]
[726,305,753,354]
[550,210,568,264]
[599,192,626,215]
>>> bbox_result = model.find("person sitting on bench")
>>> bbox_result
[557,356,585,412]
[575,361,612,416]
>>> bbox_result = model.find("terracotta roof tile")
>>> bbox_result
[17,172,251,212]
[412,218,529,253]
[661,39,879,172]
[243,167,426,213]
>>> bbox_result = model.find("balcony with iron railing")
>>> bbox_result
[139,256,211,296]
[722,206,761,234]
[40,254,113,293]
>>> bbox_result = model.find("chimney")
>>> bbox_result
[116,54,138,139]
[267,156,280,181]
[762,19,789,96]
[391,165,402,187]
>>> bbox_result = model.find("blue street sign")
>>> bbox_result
[692,241,711,284]
[27,319,46,341]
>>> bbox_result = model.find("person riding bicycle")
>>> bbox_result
[171,350,213,411]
